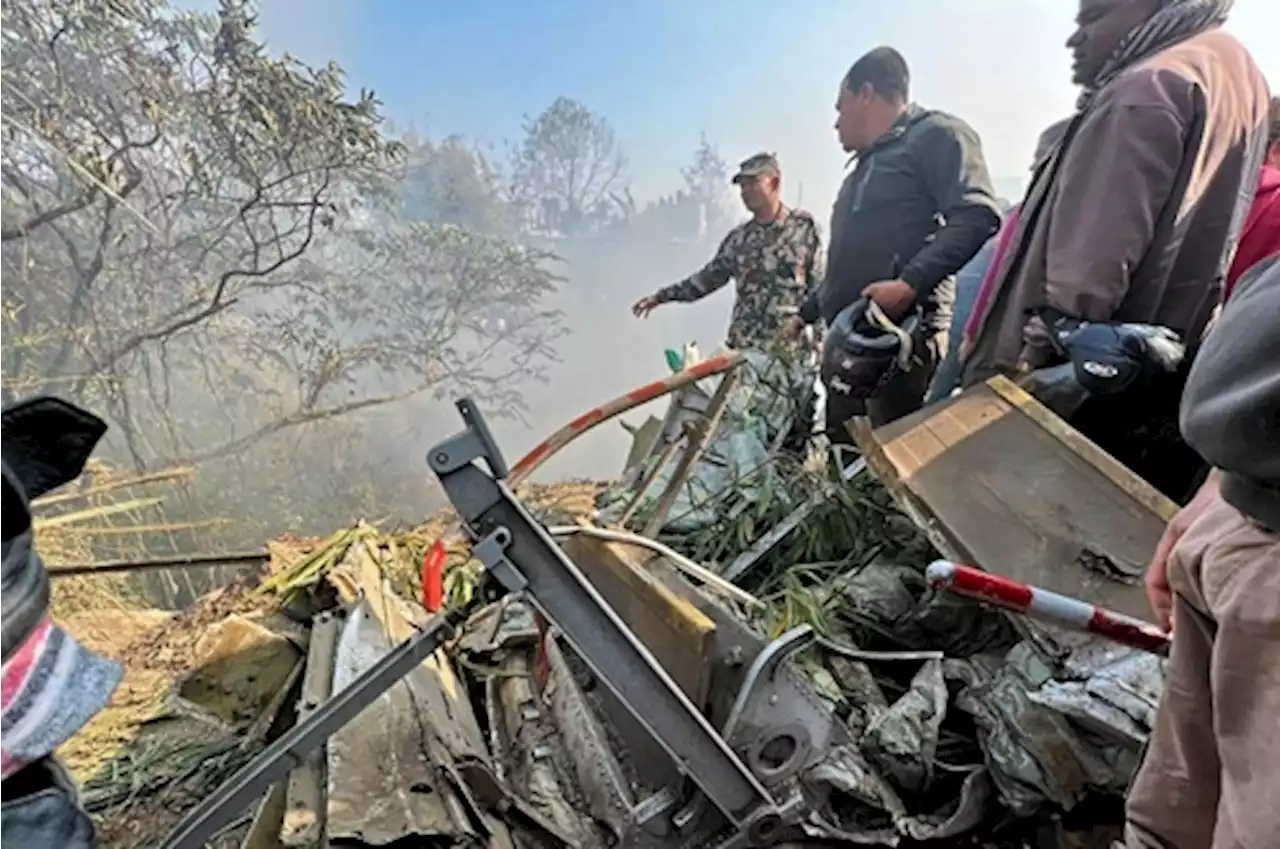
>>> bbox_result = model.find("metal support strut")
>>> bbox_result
[430,399,783,841]
[159,599,481,849]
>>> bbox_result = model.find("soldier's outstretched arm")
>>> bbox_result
[652,230,738,304]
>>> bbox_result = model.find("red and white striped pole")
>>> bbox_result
[925,560,1170,656]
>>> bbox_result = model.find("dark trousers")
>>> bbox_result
[1066,365,1207,506]
[825,331,947,445]
[1,758,97,849]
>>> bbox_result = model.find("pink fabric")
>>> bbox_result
[2,615,122,779]
[963,204,1022,350]
[1225,165,1280,300]
[1,618,52,704]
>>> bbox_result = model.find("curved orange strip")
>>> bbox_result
[430,352,746,567]
[506,350,744,485]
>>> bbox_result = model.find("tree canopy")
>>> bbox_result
[507,96,631,237]
[1,0,732,545]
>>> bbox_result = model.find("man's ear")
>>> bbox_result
[1,397,107,499]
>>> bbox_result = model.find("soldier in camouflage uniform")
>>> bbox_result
[632,153,825,354]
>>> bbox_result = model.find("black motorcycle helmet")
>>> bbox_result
[820,298,923,400]
[1046,316,1186,396]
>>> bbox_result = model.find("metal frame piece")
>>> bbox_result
[429,399,784,840]
[642,367,741,537]
[159,601,478,849]
[161,395,806,849]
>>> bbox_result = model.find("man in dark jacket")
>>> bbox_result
[792,47,1001,433]
[1124,254,1280,849]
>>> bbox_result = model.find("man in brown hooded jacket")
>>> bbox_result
[960,0,1269,503]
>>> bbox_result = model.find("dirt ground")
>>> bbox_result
[59,574,269,847]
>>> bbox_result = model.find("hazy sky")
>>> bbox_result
[251,0,1279,215]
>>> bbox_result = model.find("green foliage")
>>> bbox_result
[681,133,732,234]
[0,0,567,554]
[399,133,513,236]
[508,96,631,237]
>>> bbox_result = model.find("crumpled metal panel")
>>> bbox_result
[806,678,995,844]
[860,659,947,795]
[486,647,600,847]
[327,600,511,846]
[896,766,993,842]
[806,754,993,844]
[947,643,1130,817]
[1028,641,1163,748]
[806,744,905,844]
[827,655,888,727]
[540,635,637,842]
[282,611,340,848]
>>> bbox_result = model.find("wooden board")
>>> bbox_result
[856,376,1178,621]
[561,534,716,708]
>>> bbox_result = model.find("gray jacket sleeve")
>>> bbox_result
[899,117,1002,296]
[1180,254,1280,530]
[1042,71,1189,323]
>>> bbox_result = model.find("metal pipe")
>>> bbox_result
[926,560,1169,656]
[509,350,745,485]
[643,367,741,537]
[616,431,687,528]
[547,525,763,610]
[47,549,269,579]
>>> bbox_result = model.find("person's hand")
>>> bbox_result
[861,279,916,321]
[1146,472,1220,631]
[632,294,661,319]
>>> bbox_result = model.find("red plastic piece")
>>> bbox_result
[422,540,446,612]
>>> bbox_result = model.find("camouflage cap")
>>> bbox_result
[731,152,780,184]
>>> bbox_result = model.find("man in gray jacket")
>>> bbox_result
[961,0,1269,503]
[1124,254,1279,849]
[790,46,1001,434]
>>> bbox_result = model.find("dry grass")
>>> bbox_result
[60,576,269,848]
[32,460,213,617]
[264,480,602,605]
[58,609,179,779]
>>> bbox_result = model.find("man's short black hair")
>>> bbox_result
[843,47,910,103]
[1269,96,1280,145]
